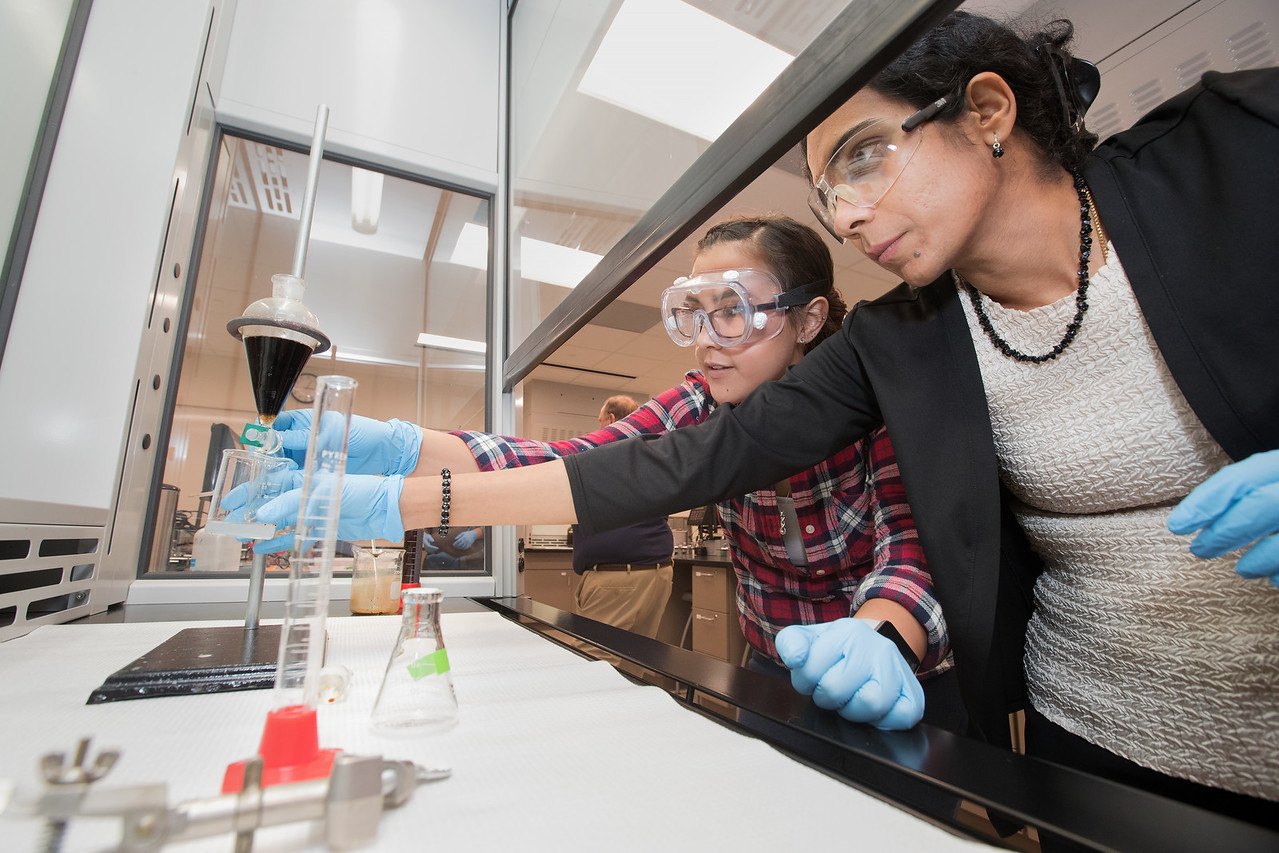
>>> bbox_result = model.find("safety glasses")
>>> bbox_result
[808,51,1100,243]
[807,98,944,243]
[660,269,826,348]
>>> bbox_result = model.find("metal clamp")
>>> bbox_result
[6,744,450,851]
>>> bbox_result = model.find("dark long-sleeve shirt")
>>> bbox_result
[453,371,949,672]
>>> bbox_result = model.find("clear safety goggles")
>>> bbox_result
[807,114,930,243]
[660,269,826,348]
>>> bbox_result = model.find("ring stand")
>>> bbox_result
[90,103,334,706]
[87,553,303,703]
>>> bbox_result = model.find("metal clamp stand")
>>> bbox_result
[4,737,448,852]
[245,552,268,631]
[242,102,328,634]
[86,107,332,704]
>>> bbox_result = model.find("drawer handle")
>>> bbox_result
[694,571,713,577]
[694,613,718,622]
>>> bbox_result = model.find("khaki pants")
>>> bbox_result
[573,564,673,639]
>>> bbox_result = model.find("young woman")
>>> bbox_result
[259,216,959,733]
[297,10,1278,824]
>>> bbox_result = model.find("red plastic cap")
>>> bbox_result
[221,705,339,792]
[259,705,320,766]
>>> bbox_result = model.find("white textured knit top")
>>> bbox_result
[957,245,1279,800]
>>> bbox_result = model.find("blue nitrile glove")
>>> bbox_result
[1168,448,1279,588]
[452,529,479,550]
[421,532,441,554]
[217,458,299,535]
[249,473,406,554]
[775,618,925,731]
[272,410,423,476]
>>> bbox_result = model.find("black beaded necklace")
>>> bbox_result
[963,172,1097,364]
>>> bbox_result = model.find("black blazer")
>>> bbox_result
[565,69,1279,746]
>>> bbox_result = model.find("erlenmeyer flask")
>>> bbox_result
[370,588,458,733]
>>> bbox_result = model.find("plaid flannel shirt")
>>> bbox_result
[454,371,951,674]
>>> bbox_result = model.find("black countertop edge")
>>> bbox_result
[473,596,1279,853]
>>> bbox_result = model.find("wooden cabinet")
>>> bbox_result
[520,549,580,613]
[687,560,746,665]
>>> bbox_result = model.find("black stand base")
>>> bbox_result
[87,625,282,704]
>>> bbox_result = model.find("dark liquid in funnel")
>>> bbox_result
[244,335,313,423]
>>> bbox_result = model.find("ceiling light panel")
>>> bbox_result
[577,0,794,141]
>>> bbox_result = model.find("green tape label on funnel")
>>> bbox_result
[407,648,450,679]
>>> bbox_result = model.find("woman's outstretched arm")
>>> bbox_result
[400,459,578,527]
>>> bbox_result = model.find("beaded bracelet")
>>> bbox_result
[438,468,451,536]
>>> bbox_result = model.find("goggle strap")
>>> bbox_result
[769,278,830,309]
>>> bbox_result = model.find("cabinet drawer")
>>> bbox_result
[695,603,746,665]
[522,568,578,613]
[691,565,734,614]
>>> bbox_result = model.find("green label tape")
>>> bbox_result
[407,648,450,680]
[240,422,267,447]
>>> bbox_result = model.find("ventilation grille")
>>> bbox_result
[526,529,570,548]
[1086,102,1123,142]
[539,426,579,442]
[1096,6,1276,139]
[1228,21,1274,69]
[226,140,298,218]
[1176,51,1214,90]
[1130,79,1167,116]
[0,523,101,641]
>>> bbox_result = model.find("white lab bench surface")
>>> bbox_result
[0,612,985,851]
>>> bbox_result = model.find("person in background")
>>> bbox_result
[258,215,961,734]
[597,395,637,430]
[569,394,674,638]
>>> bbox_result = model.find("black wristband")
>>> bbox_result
[872,619,921,673]
[438,468,451,537]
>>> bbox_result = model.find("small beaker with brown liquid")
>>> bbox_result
[350,545,403,615]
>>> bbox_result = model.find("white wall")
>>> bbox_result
[0,0,77,263]
[0,0,214,512]
[217,0,500,190]
[523,379,643,442]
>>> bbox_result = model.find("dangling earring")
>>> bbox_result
[992,134,1005,159]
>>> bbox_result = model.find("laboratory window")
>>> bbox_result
[150,132,491,579]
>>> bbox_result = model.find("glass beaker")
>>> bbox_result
[350,545,404,615]
[370,588,458,733]
[204,449,294,540]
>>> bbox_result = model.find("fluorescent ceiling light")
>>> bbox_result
[351,168,384,234]
[323,349,420,368]
[450,222,602,288]
[577,0,793,141]
[519,232,604,288]
[416,332,487,354]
